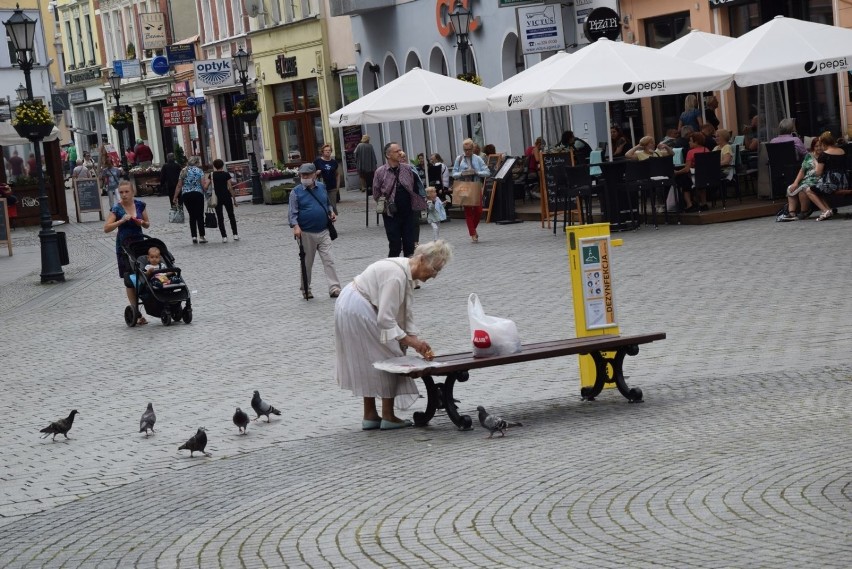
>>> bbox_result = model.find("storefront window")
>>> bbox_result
[306,81,319,109]
[278,119,303,163]
[294,81,305,111]
[272,79,323,165]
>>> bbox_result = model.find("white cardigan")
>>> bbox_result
[353,258,419,343]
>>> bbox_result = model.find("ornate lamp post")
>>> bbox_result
[234,47,263,204]
[5,5,64,283]
[107,71,130,179]
[449,0,473,138]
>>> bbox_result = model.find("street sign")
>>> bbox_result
[113,59,141,78]
[51,93,71,113]
[162,106,195,127]
[187,96,206,106]
[166,95,188,105]
[517,4,565,54]
[166,44,196,63]
[151,55,170,76]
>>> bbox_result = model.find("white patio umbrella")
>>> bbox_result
[696,16,852,121]
[328,67,491,126]
[660,29,734,61]
[486,38,733,160]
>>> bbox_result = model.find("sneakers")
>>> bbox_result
[222,237,228,243]
[199,237,208,244]
[778,213,797,222]
[192,238,198,244]
[233,234,239,241]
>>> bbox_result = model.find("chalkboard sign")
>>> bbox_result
[540,152,575,228]
[0,198,11,256]
[73,178,104,222]
[482,154,504,223]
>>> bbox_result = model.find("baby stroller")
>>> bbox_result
[121,235,192,327]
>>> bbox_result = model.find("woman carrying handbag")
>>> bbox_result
[451,138,491,243]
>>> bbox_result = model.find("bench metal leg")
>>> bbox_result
[581,346,643,403]
[443,371,473,430]
[412,374,440,427]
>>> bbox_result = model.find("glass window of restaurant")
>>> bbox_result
[643,12,691,141]
[272,79,322,167]
[730,0,840,139]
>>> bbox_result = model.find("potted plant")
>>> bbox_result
[456,73,483,86]
[233,98,260,122]
[109,109,133,131]
[12,99,55,140]
[260,167,298,204]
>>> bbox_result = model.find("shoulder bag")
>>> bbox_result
[204,207,218,228]
[306,187,338,240]
[207,189,218,208]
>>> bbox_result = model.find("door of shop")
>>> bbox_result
[274,112,322,167]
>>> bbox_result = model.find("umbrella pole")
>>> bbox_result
[783,81,791,119]
[606,103,614,162]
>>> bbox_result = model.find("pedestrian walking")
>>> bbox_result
[159,153,182,202]
[354,134,377,192]
[373,142,427,258]
[451,138,490,243]
[288,163,341,299]
[202,159,239,242]
[101,162,122,208]
[314,143,343,214]
[173,156,207,244]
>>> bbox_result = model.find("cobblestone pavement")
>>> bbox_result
[0,190,850,567]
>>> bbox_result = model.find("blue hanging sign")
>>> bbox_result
[151,56,170,76]
[166,44,196,63]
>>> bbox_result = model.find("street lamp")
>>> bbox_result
[15,83,27,102]
[234,47,263,205]
[4,5,64,283]
[107,71,130,179]
[449,0,473,138]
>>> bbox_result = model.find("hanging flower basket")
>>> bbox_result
[11,99,55,140]
[233,98,260,122]
[456,73,483,86]
[110,109,133,131]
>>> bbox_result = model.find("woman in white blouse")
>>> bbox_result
[334,240,453,430]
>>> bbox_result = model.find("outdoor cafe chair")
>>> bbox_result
[622,159,651,229]
[765,141,799,201]
[647,154,675,227]
[693,150,724,209]
[732,135,745,147]
[550,164,591,234]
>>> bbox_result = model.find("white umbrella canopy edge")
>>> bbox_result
[328,67,492,127]
[659,29,735,61]
[695,16,852,86]
[486,38,733,112]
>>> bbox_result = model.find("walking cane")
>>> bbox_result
[297,236,310,301]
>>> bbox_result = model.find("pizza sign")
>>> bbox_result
[162,107,195,127]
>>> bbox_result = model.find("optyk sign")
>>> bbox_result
[194,59,235,89]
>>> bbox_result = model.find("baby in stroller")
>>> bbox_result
[143,246,183,289]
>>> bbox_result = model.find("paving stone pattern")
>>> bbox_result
[0,192,850,567]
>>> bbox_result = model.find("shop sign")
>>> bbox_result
[583,6,620,43]
[65,66,102,85]
[517,4,565,55]
[69,90,87,104]
[166,44,196,63]
[709,0,750,8]
[146,84,171,98]
[113,59,141,79]
[151,56,170,76]
[162,107,195,127]
[140,12,167,50]
[167,95,188,106]
[575,0,618,45]
[194,58,235,88]
[276,55,297,78]
[52,93,71,113]
[435,0,482,38]
[187,96,206,106]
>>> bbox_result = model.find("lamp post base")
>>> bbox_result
[38,228,65,284]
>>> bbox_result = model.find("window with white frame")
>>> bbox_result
[124,7,136,57]
[231,1,243,35]
[216,0,228,40]
[202,1,214,43]
[64,21,75,67]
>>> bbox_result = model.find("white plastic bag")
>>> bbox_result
[468,293,522,358]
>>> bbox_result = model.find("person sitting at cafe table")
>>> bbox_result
[559,130,592,163]
[713,129,735,183]
[625,136,672,161]
[779,137,822,221]
[769,118,807,161]
[674,132,710,213]
[804,131,848,222]
[743,115,760,152]
[701,123,717,150]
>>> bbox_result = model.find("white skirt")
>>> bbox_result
[334,284,420,409]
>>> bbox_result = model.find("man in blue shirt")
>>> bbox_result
[313,143,343,215]
[288,163,341,299]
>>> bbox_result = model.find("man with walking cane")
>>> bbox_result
[288,163,342,300]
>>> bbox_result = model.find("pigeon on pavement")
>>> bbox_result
[139,403,156,437]
[233,408,250,434]
[477,406,522,438]
[251,390,281,422]
[40,410,78,441]
[178,427,211,457]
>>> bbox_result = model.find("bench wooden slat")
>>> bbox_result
[419,332,666,375]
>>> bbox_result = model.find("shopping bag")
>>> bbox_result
[453,181,482,207]
[665,186,678,212]
[468,293,521,358]
[169,206,185,224]
[207,191,218,208]
[204,209,218,228]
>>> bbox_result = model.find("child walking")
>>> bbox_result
[425,186,447,242]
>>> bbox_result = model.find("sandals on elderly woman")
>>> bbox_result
[815,209,834,221]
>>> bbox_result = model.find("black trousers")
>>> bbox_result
[214,193,238,237]
[183,191,205,238]
[383,211,416,257]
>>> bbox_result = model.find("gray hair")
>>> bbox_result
[383,141,398,158]
[188,155,202,166]
[777,118,796,135]
[413,239,454,272]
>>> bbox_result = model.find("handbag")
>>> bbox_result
[207,190,218,208]
[376,196,386,214]
[204,208,218,228]
[169,206,185,224]
[453,180,483,207]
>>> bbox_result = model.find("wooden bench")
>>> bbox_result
[404,332,666,430]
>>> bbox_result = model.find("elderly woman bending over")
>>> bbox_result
[334,240,453,431]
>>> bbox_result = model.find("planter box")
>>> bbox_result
[262,178,295,204]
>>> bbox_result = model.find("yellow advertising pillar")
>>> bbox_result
[565,223,622,389]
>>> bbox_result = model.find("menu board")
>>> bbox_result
[73,178,104,222]
[226,160,252,198]
[342,125,362,174]
[0,198,11,255]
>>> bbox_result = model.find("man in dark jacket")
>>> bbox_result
[159,153,183,199]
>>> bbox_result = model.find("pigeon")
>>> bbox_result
[40,410,78,441]
[139,403,156,437]
[233,408,250,434]
[251,390,281,422]
[477,406,522,439]
[178,427,211,457]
